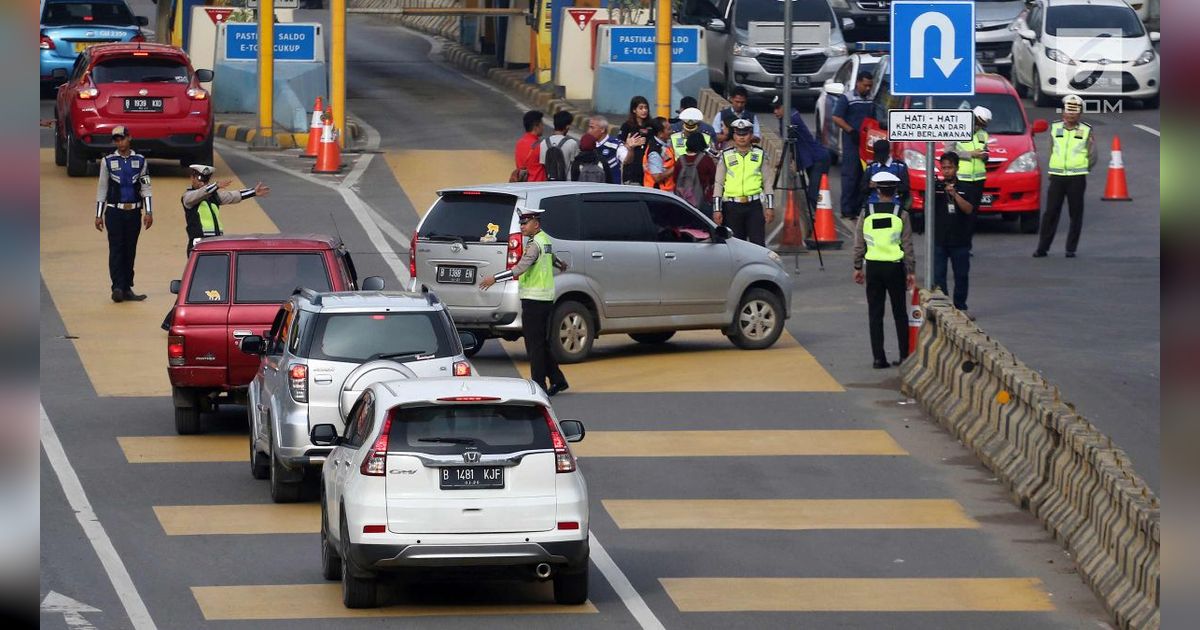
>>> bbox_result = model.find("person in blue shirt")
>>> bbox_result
[586,115,623,185]
[772,95,831,213]
[861,138,910,210]
[830,71,876,218]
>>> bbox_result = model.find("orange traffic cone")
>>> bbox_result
[301,96,324,159]
[907,287,922,356]
[778,189,806,251]
[804,174,843,249]
[1101,135,1131,201]
[311,107,343,174]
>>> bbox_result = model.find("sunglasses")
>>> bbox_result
[519,217,538,225]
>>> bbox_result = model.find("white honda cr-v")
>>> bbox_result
[312,377,589,608]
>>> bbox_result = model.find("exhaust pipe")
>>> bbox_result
[534,563,553,580]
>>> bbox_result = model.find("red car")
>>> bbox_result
[53,42,213,177]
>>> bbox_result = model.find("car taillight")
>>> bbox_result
[360,412,393,476]
[408,230,418,280]
[40,34,54,50]
[79,87,99,99]
[506,233,522,269]
[167,335,185,366]
[453,361,471,377]
[362,524,386,533]
[186,87,208,100]
[288,364,308,403]
[542,407,575,473]
[557,521,580,530]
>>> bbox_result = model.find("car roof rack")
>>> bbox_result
[419,284,440,306]
[292,286,322,306]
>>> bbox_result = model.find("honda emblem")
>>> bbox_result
[462,449,481,463]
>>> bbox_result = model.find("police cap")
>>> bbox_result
[189,164,215,177]
[679,107,704,124]
[1062,93,1084,113]
[871,171,901,187]
[111,125,130,139]
[730,118,754,134]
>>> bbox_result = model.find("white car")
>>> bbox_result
[1011,0,1160,108]
[975,0,1028,74]
[815,46,885,163]
[313,377,590,608]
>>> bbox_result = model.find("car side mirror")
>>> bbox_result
[169,279,181,294]
[842,18,856,32]
[713,225,734,241]
[360,276,385,291]
[51,68,68,80]
[136,16,150,26]
[458,331,480,355]
[1149,32,1160,43]
[239,335,265,355]
[195,69,214,83]
[823,80,844,95]
[1031,118,1049,134]
[705,18,727,33]
[560,420,585,443]
[310,423,342,446]
[1018,29,1036,41]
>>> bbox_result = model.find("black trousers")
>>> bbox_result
[1037,175,1086,254]
[105,208,142,291]
[723,199,765,246]
[865,260,908,362]
[521,299,566,391]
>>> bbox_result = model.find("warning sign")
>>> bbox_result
[887,109,973,142]
[566,8,597,32]
[204,7,234,24]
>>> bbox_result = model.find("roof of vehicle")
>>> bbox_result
[974,73,1019,95]
[295,291,443,312]
[1043,0,1131,7]
[88,42,189,61]
[373,377,547,405]
[438,182,689,200]
[191,233,343,252]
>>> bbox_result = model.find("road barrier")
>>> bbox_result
[902,292,1159,630]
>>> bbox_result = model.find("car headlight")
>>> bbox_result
[903,148,926,171]
[829,42,847,56]
[1045,47,1075,65]
[733,43,762,58]
[1133,48,1156,66]
[1005,151,1038,174]
[829,0,850,9]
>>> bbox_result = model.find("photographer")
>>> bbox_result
[930,152,977,318]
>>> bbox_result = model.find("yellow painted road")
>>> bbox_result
[154,504,318,535]
[117,435,245,463]
[603,499,979,530]
[40,149,277,397]
[383,150,514,218]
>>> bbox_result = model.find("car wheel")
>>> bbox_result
[173,387,201,435]
[462,336,486,358]
[1032,69,1053,108]
[1019,210,1041,234]
[320,492,342,581]
[193,138,214,168]
[65,126,89,177]
[54,116,67,167]
[1014,71,1030,98]
[629,332,675,344]
[552,566,589,605]
[248,409,269,479]
[550,300,594,364]
[269,448,303,503]
[340,514,378,608]
[1144,93,1160,110]
[727,288,784,350]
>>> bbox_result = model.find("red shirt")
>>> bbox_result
[514,132,546,182]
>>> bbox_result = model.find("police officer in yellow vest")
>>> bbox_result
[1034,94,1097,258]
[181,165,270,254]
[480,207,571,396]
[853,171,917,369]
[947,106,992,212]
[670,107,715,158]
[713,118,775,246]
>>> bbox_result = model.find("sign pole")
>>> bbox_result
[254,2,276,148]
[782,0,793,235]
[654,0,672,118]
[332,0,347,148]
[924,95,935,288]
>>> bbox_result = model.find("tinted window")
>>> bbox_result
[579,196,655,241]
[92,57,189,84]
[914,93,1027,134]
[266,307,288,355]
[421,193,517,242]
[288,310,309,354]
[834,60,853,84]
[234,253,331,303]
[1028,5,1043,32]
[734,0,834,30]
[538,195,581,241]
[186,254,229,304]
[42,1,136,27]
[645,198,713,243]
[1046,5,1143,37]
[388,403,552,455]
[344,393,375,448]
[310,312,452,363]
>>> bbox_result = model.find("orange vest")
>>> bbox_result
[643,142,676,191]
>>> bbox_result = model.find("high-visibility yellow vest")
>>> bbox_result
[721,147,765,197]
[862,204,904,262]
[671,130,709,157]
[198,200,222,236]
[954,129,989,182]
[518,230,555,302]
[1048,121,1091,176]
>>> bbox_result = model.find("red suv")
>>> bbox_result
[53,42,213,177]
[165,234,383,435]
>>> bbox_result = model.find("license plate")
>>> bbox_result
[436,265,475,284]
[124,97,164,113]
[981,194,995,205]
[980,50,996,59]
[440,466,504,490]
[73,41,108,53]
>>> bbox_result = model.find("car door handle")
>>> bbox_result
[663,252,677,260]
[591,252,604,259]
[232,329,253,338]
[314,375,333,385]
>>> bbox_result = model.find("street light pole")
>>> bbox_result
[255,0,276,147]
[781,0,794,229]
[655,0,672,118]
[925,95,935,287]
[332,0,347,148]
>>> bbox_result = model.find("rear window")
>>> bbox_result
[186,254,229,304]
[234,252,331,303]
[307,312,454,363]
[42,1,137,27]
[388,403,552,455]
[421,193,516,242]
[912,93,1027,135]
[92,57,189,84]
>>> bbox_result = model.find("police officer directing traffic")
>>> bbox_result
[853,171,916,369]
[713,118,774,246]
[95,125,152,303]
[670,107,715,158]
[182,164,270,254]
[948,106,992,211]
[1034,93,1097,258]
[479,208,570,396]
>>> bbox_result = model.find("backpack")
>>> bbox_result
[543,136,570,181]
[674,156,705,208]
[573,157,607,183]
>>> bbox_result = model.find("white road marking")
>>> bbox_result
[40,405,157,630]
[41,591,100,629]
[589,532,667,630]
[395,25,531,116]
[1133,124,1160,137]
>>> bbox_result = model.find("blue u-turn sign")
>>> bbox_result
[890,2,975,95]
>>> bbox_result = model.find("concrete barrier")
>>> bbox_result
[902,292,1160,629]
[349,0,462,40]
[211,60,327,132]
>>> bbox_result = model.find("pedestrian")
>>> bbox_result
[947,106,991,212]
[182,164,270,254]
[713,118,775,246]
[587,114,623,184]
[930,152,977,317]
[479,207,570,396]
[831,70,875,218]
[512,110,546,183]
[772,94,831,212]
[643,117,677,192]
[1034,94,1097,258]
[674,132,717,216]
[670,107,716,158]
[852,171,916,369]
[713,86,760,146]
[617,96,652,184]
[861,138,909,209]
[540,110,579,182]
[672,97,718,142]
[569,134,612,183]
[94,125,152,303]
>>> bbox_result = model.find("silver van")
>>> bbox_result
[408,183,792,363]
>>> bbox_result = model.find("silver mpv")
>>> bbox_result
[408,183,792,363]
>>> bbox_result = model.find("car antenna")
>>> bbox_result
[329,212,344,244]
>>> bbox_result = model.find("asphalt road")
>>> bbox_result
[39,8,1154,629]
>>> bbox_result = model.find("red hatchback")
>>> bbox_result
[53,42,213,177]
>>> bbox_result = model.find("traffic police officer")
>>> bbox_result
[479,207,570,396]
[181,164,271,254]
[713,118,775,246]
[94,125,152,303]
[852,171,916,369]
[949,106,992,211]
[670,107,715,158]
[1034,94,1097,258]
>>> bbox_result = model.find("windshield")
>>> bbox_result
[911,93,1027,135]
[233,252,331,303]
[41,1,137,27]
[388,403,553,455]
[309,312,453,363]
[1046,5,1144,38]
[734,0,835,30]
[92,57,190,84]
[420,193,516,242]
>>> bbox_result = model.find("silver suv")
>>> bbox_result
[239,288,477,502]
[408,183,792,363]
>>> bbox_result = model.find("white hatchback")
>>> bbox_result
[312,377,589,608]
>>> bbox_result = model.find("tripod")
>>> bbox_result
[774,134,823,270]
